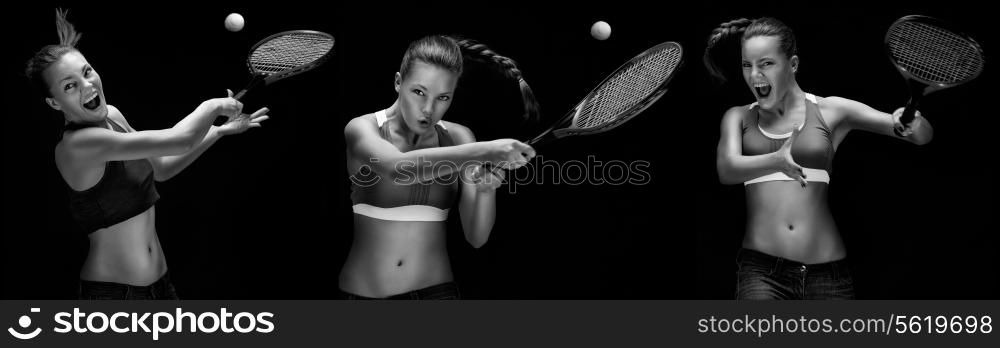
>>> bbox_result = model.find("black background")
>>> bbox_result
[2,1,996,299]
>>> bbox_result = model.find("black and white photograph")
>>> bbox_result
[2,0,997,344]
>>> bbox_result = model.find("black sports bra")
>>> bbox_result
[64,119,160,234]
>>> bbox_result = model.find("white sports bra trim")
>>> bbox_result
[352,203,450,222]
[744,168,830,185]
[751,93,817,140]
[375,109,447,129]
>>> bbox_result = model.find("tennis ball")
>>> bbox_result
[591,21,611,41]
[225,13,245,32]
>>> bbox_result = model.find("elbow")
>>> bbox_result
[466,234,488,249]
[462,221,490,248]
[152,161,178,182]
[717,170,734,185]
[719,176,740,185]
[153,170,176,182]
[716,161,740,185]
[153,172,169,182]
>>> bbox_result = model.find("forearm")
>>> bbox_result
[169,100,221,149]
[460,190,496,248]
[154,126,222,181]
[376,142,487,183]
[717,152,784,185]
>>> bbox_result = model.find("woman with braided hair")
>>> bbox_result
[339,35,538,299]
[26,9,269,299]
[705,17,934,299]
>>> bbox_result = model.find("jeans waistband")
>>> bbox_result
[340,281,459,300]
[737,248,850,275]
[79,272,172,298]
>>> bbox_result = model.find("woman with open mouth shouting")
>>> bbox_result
[25,9,269,300]
[704,17,933,299]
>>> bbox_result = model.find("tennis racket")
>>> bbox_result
[484,42,681,176]
[885,15,984,136]
[525,41,683,146]
[232,30,335,100]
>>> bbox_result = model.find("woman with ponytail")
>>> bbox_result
[705,17,934,299]
[26,9,269,299]
[340,35,538,299]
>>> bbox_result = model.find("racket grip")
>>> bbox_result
[526,131,555,147]
[232,74,265,101]
[232,88,249,100]
[894,97,920,137]
[900,104,918,126]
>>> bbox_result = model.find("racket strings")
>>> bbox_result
[575,45,682,129]
[887,21,983,84]
[250,34,334,74]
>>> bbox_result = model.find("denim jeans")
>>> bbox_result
[338,282,461,300]
[78,272,179,300]
[736,248,855,300]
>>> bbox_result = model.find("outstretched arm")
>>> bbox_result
[827,96,933,145]
[60,91,243,168]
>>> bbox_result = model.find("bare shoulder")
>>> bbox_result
[54,133,70,161]
[107,104,123,119]
[344,113,378,133]
[55,123,108,165]
[105,104,135,131]
[59,105,131,146]
[816,95,869,112]
[721,104,753,127]
[815,95,862,121]
[440,120,475,144]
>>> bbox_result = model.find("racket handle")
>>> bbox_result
[232,88,249,100]
[232,74,265,101]
[900,99,919,125]
[526,130,556,147]
[894,96,920,137]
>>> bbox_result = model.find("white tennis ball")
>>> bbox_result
[591,21,611,41]
[225,13,245,32]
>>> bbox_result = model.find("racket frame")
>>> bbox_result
[529,41,683,146]
[233,30,335,100]
[884,15,984,134]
